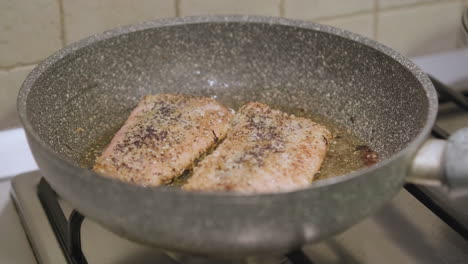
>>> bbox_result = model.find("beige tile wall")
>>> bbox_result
[284,0,374,20]
[0,65,36,129]
[377,1,463,56]
[63,0,176,44]
[180,0,281,16]
[1,0,467,129]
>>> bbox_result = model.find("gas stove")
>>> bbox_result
[10,170,468,264]
[4,50,468,264]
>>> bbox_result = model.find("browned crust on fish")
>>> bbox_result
[183,102,332,193]
[93,94,233,186]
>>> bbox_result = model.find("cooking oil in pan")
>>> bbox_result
[80,104,377,184]
[313,120,370,181]
[277,106,377,182]
[80,125,122,169]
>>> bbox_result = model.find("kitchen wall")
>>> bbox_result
[1,0,466,129]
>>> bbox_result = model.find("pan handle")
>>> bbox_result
[408,128,468,197]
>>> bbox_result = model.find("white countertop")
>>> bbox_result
[0,180,36,263]
[0,128,38,180]
[0,128,37,263]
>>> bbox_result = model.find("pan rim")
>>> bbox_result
[17,15,438,198]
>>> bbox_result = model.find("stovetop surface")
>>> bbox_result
[11,171,468,264]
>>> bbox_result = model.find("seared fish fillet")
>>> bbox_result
[94,94,233,186]
[183,102,332,193]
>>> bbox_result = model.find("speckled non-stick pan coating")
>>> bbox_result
[18,16,437,256]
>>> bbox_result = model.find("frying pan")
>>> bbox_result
[17,16,468,257]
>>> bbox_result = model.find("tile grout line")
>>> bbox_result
[315,0,460,25]
[311,9,373,22]
[0,63,38,72]
[57,0,66,46]
[175,0,181,17]
[279,0,285,17]
[296,0,459,23]
[379,0,460,12]
[456,0,465,46]
[373,0,379,40]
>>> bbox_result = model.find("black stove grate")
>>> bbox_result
[36,75,468,264]
[37,178,314,264]
[404,75,468,241]
[38,179,87,264]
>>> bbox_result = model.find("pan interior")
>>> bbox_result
[25,22,429,174]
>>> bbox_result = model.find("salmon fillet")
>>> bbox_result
[183,102,332,193]
[93,94,233,186]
